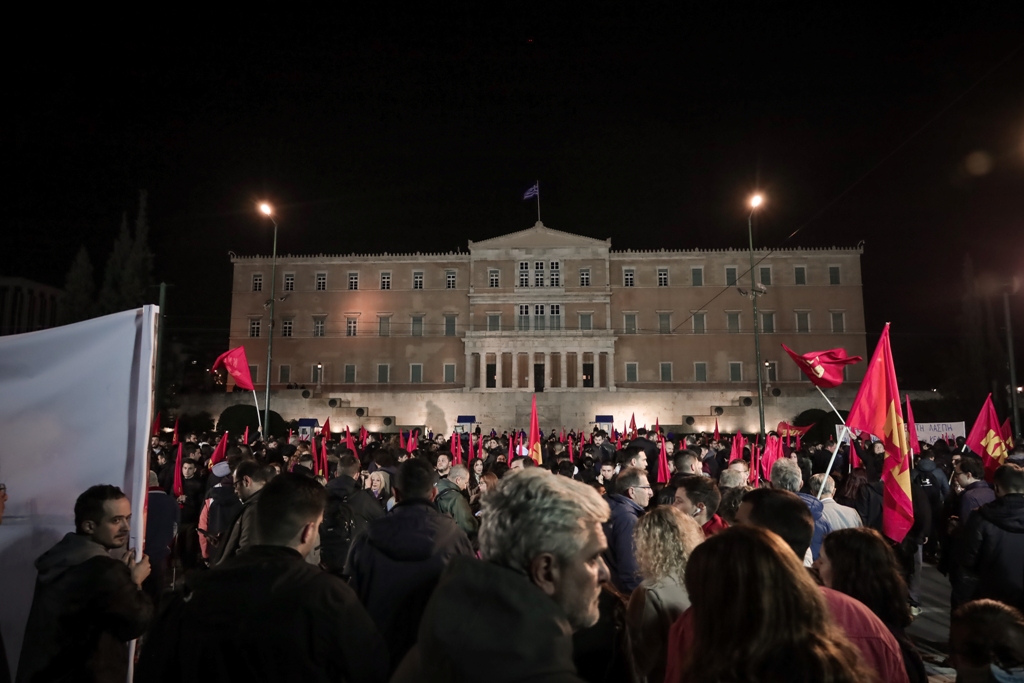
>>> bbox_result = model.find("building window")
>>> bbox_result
[446,270,457,289]
[377,364,389,383]
[410,364,423,383]
[579,268,591,287]
[659,313,671,334]
[348,272,359,290]
[248,365,258,382]
[694,362,708,382]
[765,361,778,382]
[727,312,740,333]
[729,362,743,382]
[284,273,294,291]
[794,266,806,285]
[248,319,261,337]
[691,267,704,287]
[759,267,772,286]
[380,272,391,290]
[796,311,810,333]
[725,267,738,286]
[761,311,775,333]
[534,261,545,287]
[829,266,841,285]
[534,304,546,331]
[519,262,530,287]
[624,313,637,334]
[311,364,322,383]
[411,316,423,336]
[519,304,530,331]
[549,304,561,331]
[444,364,456,383]
[549,262,561,287]
[313,318,325,337]
[413,271,424,290]
[312,272,324,291]
[693,312,706,334]
[444,315,456,336]
[625,362,638,383]
[346,317,357,337]
[279,364,290,383]
[579,313,593,331]
[660,362,673,382]
[252,274,263,292]
[489,269,500,288]
[831,312,845,333]
[623,268,635,287]
[657,268,669,287]
[281,319,293,337]
[487,314,501,331]
[379,316,391,337]
[344,364,356,383]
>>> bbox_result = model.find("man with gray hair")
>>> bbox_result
[771,458,833,560]
[809,473,861,531]
[392,469,611,682]
[434,463,478,544]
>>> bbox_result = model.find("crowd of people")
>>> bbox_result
[4,423,1024,682]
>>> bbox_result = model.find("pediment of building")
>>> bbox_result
[469,222,610,251]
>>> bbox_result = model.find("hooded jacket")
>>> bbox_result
[796,493,834,560]
[960,494,1024,610]
[391,556,583,683]
[17,533,152,683]
[602,494,645,593]
[345,499,474,666]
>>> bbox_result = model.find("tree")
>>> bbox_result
[97,190,153,314]
[97,212,134,315]
[59,246,96,325]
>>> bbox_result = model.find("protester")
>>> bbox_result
[367,470,392,509]
[771,457,833,560]
[626,506,704,683]
[212,460,274,565]
[717,467,746,489]
[19,485,153,683]
[960,463,1024,611]
[833,467,869,509]
[671,474,726,537]
[346,457,474,667]
[391,468,611,682]
[717,485,751,526]
[144,471,179,604]
[602,466,651,593]
[809,473,862,530]
[949,599,1024,682]
[434,463,479,543]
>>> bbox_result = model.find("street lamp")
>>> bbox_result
[316,362,323,394]
[259,202,279,438]
[748,194,766,441]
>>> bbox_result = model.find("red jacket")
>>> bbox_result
[701,514,728,538]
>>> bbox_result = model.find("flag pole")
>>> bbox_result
[815,384,854,477]
[817,425,850,500]
[536,180,541,222]
[252,390,263,437]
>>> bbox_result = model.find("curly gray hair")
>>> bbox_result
[771,458,803,493]
[479,469,610,571]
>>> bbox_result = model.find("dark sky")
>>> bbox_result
[7,4,1024,387]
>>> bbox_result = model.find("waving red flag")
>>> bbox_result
[310,434,321,476]
[152,411,161,437]
[729,432,746,463]
[408,430,419,454]
[781,344,862,388]
[966,394,1009,481]
[1003,418,1015,449]
[656,435,671,484]
[529,395,543,465]
[713,418,720,442]
[359,426,367,449]
[242,426,249,446]
[628,413,637,440]
[477,432,484,460]
[321,418,332,441]
[212,347,255,391]
[172,443,184,499]
[846,324,914,543]
[171,417,180,445]
[209,432,229,466]
[776,422,813,439]
[344,426,356,453]
[905,396,921,456]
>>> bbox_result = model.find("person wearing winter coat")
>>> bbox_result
[602,467,652,593]
[433,464,478,545]
[960,464,1024,611]
[771,458,833,562]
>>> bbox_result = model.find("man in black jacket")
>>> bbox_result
[346,458,474,668]
[961,463,1024,611]
[18,485,152,683]
[138,473,389,683]
[211,460,273,565]
[320,453,385,575]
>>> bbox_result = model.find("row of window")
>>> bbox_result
[625,310,848,335]
[246,363,458,384]
[251,264,844,292]
[624,361,849,383]
[249,315,460,338]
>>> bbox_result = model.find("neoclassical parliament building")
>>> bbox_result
[223,222,867,430]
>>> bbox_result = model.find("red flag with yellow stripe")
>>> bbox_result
[845,324,914,543]
[528,395,543,465]
[966,394,1009,481]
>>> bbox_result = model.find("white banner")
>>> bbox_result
[0,307,156,677]
[915,421,966,444]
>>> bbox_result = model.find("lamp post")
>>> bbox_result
[316,362,323,395]
[259,202,278,438]
[1005,286,1021,442]
[748,194,766,441]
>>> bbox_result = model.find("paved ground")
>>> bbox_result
[907,563,956,682]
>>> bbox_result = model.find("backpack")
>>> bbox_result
[320,490,357,576]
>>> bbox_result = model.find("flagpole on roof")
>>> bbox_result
[536,180,541,222]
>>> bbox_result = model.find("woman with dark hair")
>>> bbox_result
[677,526,874,683]
[467,457,485,508]
[833,467,870,509]
[817,528,927,683]
[472,472,499,515]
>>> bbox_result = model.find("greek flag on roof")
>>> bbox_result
[523,183,539,200]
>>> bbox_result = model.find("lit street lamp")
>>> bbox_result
[748,194,766,441]
[259,202,278,437]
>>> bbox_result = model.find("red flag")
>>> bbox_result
[210,432,229,466]
[477,432,484,460]
[359,426,367,449]
[905,395,921,456]
[407,430,418,454]
[399,430,406,451]
[152,411,161,437]
[321,418,332,441]
[628,413,637,440]
[171,417,179,445]
[310,434,321,476]
[781,344,862,388]
[656,435,671,484]
[749,443,761,487]
[507,429,515,462]
[776,422,813,439]
[1002,418,1015,449]
[568,433,575,462]
[966,394,1009,481]
[729,432,746,463]
[846,324,914,543]
[172,443,184,498]
[288,428,293,442]
[242,426,249,445]
[344,426,356,453]
[451,431,462,466]
[713,418,720,442]
[212,347,255,391]
[529,395,543,464]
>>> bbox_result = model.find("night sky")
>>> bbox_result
[7,5,1024,387]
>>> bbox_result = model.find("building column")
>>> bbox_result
[607,348,616,390]
[577,349,585,388]
[465,352,473,391]
[544,352,552,391]
[560,352,568,390]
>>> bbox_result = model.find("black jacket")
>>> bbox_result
[961,494,1024,610]
[346,499,474,666]
[145,489,180,563]
[17,533,152,683]
[137,545,389,683]
[178,476,205,525]
[212,489,261,565]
